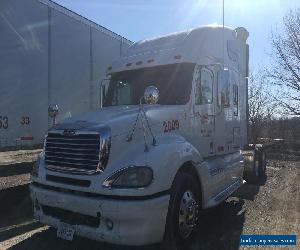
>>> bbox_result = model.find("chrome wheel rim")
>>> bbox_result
[178,190,198,239]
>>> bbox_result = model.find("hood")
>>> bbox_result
[51,105,162,137]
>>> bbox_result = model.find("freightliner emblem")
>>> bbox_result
[62,130,76,136]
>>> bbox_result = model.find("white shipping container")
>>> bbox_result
[0,0,132,149]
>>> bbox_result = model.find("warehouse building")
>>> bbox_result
[0,0,132,149]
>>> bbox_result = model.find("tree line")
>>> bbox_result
[248,9,300,143]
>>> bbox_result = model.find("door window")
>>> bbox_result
[195,69,213,105]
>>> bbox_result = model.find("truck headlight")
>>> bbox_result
[103,166,153,188]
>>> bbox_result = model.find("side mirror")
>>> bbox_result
[217,69,230,109]
[48,104,59,118]
[48,104,59,126]
[144,86,159,104]
[100,78,110,108]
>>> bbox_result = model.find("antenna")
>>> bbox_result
[222,0,225,69]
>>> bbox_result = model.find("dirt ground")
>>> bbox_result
[0,150,299,250]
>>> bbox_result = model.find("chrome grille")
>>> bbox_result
[45,132,100,174]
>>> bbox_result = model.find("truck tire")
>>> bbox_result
[244,147,266,184]
[162,173,201,250]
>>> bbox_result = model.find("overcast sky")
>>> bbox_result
[55,0,299,71]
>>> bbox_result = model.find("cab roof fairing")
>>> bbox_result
[108,25,249,75]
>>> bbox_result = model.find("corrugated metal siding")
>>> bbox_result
[0,0,132,149]
[49,9,91,122]
[0,0,49,149]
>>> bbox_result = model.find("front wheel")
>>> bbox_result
[163,173,201,250]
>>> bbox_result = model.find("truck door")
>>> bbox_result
[192,66,215,157]
[214,69,230,155]
[214,68,240,187]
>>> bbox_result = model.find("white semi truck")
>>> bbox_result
[30,25,266,248]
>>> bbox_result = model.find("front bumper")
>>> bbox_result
[30,184,170,246]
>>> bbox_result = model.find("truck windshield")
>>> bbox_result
[103,63,195,106]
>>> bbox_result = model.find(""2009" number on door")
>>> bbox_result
[163,120,179,133]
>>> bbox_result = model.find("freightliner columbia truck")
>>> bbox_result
[30,25,266,248]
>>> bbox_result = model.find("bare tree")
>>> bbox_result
[267,9,300,115]
[248,72,277,143]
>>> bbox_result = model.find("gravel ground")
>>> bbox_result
[0,174,31,191]
[0,150,40,191]
[0,150,299,250]
[0,150,41,166]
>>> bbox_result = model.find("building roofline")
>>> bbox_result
[38,0,133,45]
